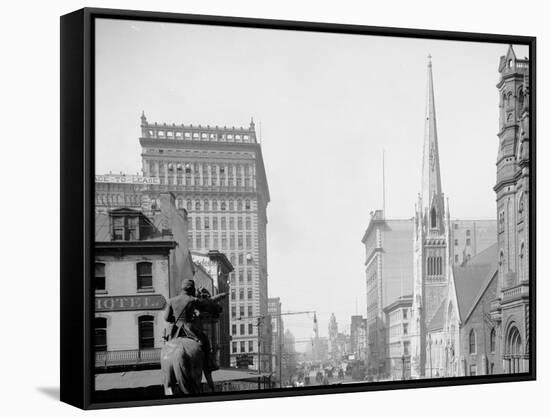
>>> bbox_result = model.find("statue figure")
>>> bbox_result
[161,279,227,394]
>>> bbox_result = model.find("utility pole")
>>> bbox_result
[236,310,316,385]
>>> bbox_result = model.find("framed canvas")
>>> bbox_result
[60,7,536,410]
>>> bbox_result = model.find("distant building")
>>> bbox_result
[450,220,497,266]
[350,315,367,361]
[268,297,284,380]
[282,329,297,384]
[362,211,414,377]
[383,295,413,380]
[328,313,339,360]
[94,193,194,370]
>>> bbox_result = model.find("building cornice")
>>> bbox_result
[95,240,177,253]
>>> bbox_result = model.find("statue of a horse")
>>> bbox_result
[161,336,205,396]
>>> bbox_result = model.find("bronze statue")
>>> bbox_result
[161,279,227,394]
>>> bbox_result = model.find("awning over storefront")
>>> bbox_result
[95,368,272,391]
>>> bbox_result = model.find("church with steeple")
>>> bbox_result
[410,55,452,379]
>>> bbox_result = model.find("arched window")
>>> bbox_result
[204,200,210,211]
[490,328,496,353]
[506,326,523,373]
[177,197,183,209]
[94,317,107,351]
[195,200,201,211]
[138,315,155,349]
[221,201,226,211]
[469,329,476,354]
[237,199,243,211]
[94,263,106,292]
[212,200,218,211]
[136,262,153,290]
[186,199,192,211]
[430,207,437,228]
[245,199,251,210]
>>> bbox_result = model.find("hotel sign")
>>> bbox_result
[95,294,167,312]
[95,174,160,185]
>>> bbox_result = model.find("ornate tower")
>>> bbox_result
[491,45,530,373]
[328,313,339,359]
[411,56,450,378]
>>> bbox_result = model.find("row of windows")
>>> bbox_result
[231,323,255,336]
[468,328,497,355]
[231,305,255,319]
[160,174,255,188]
[96,194,141,207]
[231,288,254,301]
[426,256,443,276]
[231,340,255,354]
[190,232,254,251]
[148,161,254,177]
[94,315,154,351]
[184,199,253,212]
[189,215,253,231]
[146,130,253,143]
[94,262,153,292]
[454,238,472,246]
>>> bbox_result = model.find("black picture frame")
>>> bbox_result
[60,7,536,410]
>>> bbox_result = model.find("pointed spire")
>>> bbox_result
[420,55,443,214]
[140,111,147,125]
[249,117,255,131]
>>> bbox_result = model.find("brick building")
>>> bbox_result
[94,193,194,370]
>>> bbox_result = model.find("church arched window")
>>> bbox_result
[469,329,477,354]
[430,207,437,228]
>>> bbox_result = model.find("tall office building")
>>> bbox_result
[138,114,271,370]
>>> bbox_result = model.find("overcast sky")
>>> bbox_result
[95,18,528,345]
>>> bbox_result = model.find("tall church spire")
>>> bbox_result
[421,55,443,217]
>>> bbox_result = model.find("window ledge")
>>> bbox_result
[95,290,108,295]
[137,288,155,294]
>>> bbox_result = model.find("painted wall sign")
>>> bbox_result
[95,294,166,312]
[95,174,160,185]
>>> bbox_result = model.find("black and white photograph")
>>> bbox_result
[87,13,533,405]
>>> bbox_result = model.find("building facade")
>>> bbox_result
[350,315,367,361]
[362,211,414,377]
[138,114,271,371]
[443,244,499,377]
[410,57,452,379]
[268,297,284,382]
[450,220,497,266]
[491,45,530,374]
[383,296,413,380]
[94,193,194,370]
